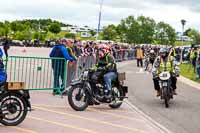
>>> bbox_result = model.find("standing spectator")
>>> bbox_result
[49,38,75,95]
[192,50,198,72]
[73,40,82,58]
[137,46,143,67]
[196,50,200,78]
[0,48,3,58]
[66,39,77,87]
[3,36,10,58]
[111,45,117,59]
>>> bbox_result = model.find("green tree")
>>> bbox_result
[155,22,176,45]
[10,22,18,32]
[89,30,96,37]
[32,32,40,40]
[137,16,156,44]
[118,16,140,43]
[46,32,57,41]
[1,21,10,36]
[184,28,192,36]
[48,23,61,34]
[102,24,117,41]
[65,33,76,39]
[188,29,200,44]
[14,30,31,40]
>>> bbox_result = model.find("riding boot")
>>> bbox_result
[156,90,161,97]
[173,89,177,95]
[104,90,112,99]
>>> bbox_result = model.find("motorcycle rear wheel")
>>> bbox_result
[109,86,124,109]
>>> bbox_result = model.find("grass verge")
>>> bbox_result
[180,63,200,83]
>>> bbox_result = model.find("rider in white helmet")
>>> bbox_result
[149,49,156,65]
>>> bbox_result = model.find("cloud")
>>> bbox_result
[0,0,199,31]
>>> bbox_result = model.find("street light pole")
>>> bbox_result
[181,19,186,46]
[180,19,186,63]
[96,0,104,41]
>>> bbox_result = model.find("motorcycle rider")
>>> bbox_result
[152,48,180,97]
[149,49,156,66]
[91,45,117,99]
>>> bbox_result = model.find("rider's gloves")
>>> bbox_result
[175,66,180,77]
[91,65,97,71]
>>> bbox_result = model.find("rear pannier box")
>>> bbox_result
[5,82,25,91]
[118,72,126,81]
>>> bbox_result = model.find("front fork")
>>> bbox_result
[0,109,3,120]
[160,80,172,99]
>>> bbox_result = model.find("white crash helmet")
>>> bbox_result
[150,50,154,53]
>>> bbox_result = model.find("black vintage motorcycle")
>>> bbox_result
[68,67,128,111]
[0,84,31,126]
[159,71,174,108]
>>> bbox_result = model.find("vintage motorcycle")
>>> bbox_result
[68,67,128,111]
[159,71,174,108]
[0,83,31,126]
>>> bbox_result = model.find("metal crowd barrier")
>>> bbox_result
[66,55,96,87]
[115,49,137,62]
[5,56,67,94]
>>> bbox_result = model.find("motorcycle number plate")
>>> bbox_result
[163,74,168,77]
[163,82,168,87]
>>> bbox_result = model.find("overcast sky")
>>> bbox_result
[0,0,199,31]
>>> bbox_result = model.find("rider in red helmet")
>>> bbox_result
[92,45,117,99]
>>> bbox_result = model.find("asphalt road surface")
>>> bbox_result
[122,61,200,133]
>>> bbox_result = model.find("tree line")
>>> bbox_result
[101,15,200,45]
[0,17,200,45]
[0,19,67,42]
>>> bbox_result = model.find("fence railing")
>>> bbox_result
[5,56,67,94]
[115,49,137,62]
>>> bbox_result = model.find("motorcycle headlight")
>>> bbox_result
[83,71,89,80]
[162,82,168,87]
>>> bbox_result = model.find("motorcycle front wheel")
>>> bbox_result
[68,85,89,111]
[163,87,169,108]
[0,92,28,126]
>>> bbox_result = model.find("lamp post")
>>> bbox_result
[96,0,104,41]
[181,19,186,45]
[180,19,186,63]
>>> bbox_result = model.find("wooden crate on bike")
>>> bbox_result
[5,82,25,91]
[118,72,126,81]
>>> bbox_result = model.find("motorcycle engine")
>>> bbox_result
[95,84,105,102]
[96,84,104,95]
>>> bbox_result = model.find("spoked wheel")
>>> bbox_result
[109,87,123,109]
[0,92,28,126]
[144,60,149,71]
[68,85,89,111]
[163,87,169,108]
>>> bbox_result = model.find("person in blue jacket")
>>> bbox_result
[49,38,76,95]
[0,48,6,87]
[0,48,3,58]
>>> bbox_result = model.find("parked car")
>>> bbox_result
[182,46,191,61]
[12,40,24,46]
